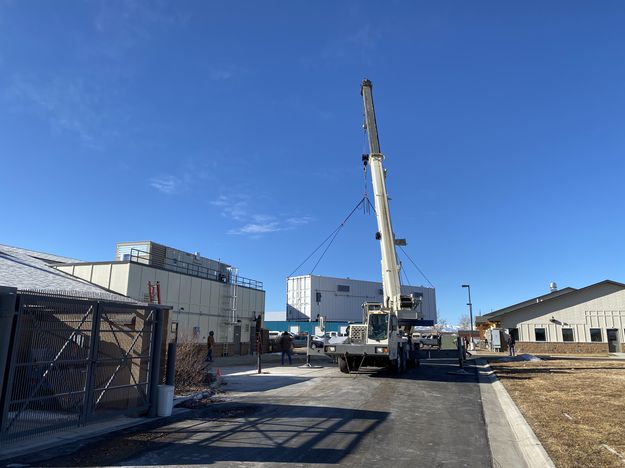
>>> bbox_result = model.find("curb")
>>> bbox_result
[477,358,555,468]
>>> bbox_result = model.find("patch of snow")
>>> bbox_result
[496,353,542,362]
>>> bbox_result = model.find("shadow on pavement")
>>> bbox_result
[365,357,480,383]
[31,403,389,466]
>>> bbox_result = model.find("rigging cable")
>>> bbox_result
[288,197,366,278]
[398,245,435,288]
[401,262,412,286]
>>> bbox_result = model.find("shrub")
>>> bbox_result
[174,342,207,392]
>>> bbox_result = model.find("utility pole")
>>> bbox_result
[461,284,473,331]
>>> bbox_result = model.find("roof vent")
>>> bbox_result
[549,281,558,292]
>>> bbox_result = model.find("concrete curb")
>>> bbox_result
[477,358,555,468]
[0,407,190,462]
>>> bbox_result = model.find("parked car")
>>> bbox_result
[310,335,325,349]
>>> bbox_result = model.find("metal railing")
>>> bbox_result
[127,248,263,290]
[0,290,164,446]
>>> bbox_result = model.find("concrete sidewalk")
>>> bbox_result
[476,358,555,468]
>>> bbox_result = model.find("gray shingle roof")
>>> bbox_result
[0,244,136,303]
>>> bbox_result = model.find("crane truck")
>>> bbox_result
[324,79,431,374]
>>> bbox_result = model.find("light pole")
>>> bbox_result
[461,284,473,331]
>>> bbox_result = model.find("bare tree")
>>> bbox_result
[458,314,471,330]
[433,318,448,332]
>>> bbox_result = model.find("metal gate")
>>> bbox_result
[0,290,163,445]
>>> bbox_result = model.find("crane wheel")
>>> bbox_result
[338,356,350,374]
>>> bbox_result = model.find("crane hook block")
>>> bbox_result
[362,154,369,166]
[375,231,382,240]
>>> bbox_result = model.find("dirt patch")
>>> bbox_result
[489,358,625,468]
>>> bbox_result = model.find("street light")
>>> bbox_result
[461,284,473,331]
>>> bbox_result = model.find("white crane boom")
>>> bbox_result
[361,79,403,311]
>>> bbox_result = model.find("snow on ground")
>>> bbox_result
[496,353,542,362]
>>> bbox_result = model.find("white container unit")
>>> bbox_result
[286,274,437,323]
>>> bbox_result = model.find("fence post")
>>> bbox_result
[165,342,176,386]
[0,287,18,435]
[82,301,101,424]
[148,307,164,418]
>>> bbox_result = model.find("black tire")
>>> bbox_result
[338,356,350,374]
[396,347,403,375]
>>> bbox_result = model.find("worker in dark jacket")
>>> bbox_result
[206,331,215,362]
[279,331,293,365]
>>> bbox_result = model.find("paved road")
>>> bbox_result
[17,358,491,467]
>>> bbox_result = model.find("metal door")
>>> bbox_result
[233,325,241,355]
[607,329,619,353]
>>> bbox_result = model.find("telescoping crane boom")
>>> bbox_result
[324,79,427,374]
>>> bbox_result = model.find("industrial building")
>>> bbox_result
[477,280,625,354]
[286,274,437,323]
[55,241,265,355]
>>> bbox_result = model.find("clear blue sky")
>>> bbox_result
[2,1,625,324]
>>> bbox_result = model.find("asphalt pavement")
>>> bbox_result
[9,357,491,467]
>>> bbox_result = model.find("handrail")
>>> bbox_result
[126,248,263,290]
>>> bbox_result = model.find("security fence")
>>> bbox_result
[0,288,166,446]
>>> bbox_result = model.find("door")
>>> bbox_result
[607,329,619,353]
[233,325,242,355]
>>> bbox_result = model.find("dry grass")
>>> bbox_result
[490,358,625,468]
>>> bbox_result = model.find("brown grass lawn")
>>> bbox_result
[489,358,625,468]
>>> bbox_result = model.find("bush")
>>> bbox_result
[174,342,207,392]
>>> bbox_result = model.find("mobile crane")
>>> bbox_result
[324,79,428,373]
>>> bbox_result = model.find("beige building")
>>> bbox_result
[55,241,265,355]
[477,280,625,354]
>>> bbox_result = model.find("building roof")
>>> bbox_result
[0,243,82,264]
[0,244,137,303]
[478,280,625,322]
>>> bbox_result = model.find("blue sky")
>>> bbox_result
[2,1,625,324]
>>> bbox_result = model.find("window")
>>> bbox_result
[562,328,574,342]
[509,328,519,341]
[337,285,350,292]
[378,288,384,295]
[367,313,388,341]
[590,328,602,342]
[535,328,546,341]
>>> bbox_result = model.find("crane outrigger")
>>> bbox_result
[324,79,429,373]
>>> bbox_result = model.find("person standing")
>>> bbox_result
[206,331,215,362]
[507,333,516,357]
[279,331,293,365]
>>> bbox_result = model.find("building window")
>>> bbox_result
[337,285,350,292]
[509,328,519,341]
[562,328,574,342]
[378,288,384,295]
[535,328,546,341]
[590,328,602,342]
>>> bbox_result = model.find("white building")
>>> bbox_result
[477,280,625,354]
[287,274,436,323]
[55,241,265,355]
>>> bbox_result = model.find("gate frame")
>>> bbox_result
[0,289,168,444]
